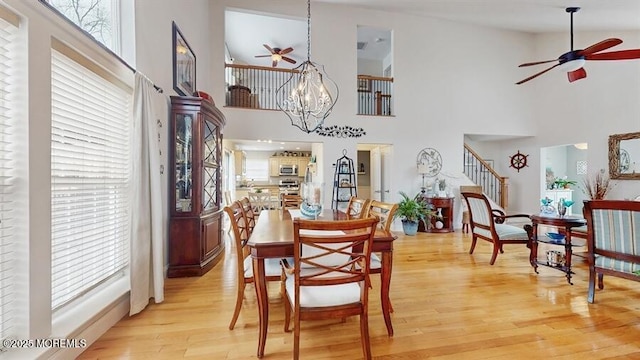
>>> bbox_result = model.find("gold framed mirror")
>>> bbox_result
[608,131,640,180]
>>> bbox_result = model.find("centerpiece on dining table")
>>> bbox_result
[300,182,323,219]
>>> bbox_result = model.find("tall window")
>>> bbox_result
[0,9,18,342]
[41,0,121,55]
[50,40,131,310]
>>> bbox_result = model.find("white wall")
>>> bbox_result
[211,0,540,224]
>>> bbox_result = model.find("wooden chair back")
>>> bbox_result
[282,217,379,359]
[238,197,256,235]
[368,200,398,231]
[282,194,303,210]
[248,191,272,215]
[346,196,371,219]
[223,200,251,269]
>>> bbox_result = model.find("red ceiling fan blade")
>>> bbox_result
[518,59,558,67]
[567,68,587,82]
[579,38,623,56]
[586,49,640,60]
[263,44,275,54]
[516,63,560,85]
[255,54,272,58]
[272,60,278,67]
[279,47,294,55]
[281,56,297,64]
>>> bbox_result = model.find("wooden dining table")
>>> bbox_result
[248,208,397,358]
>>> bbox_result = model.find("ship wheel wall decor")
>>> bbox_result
[509,150,529,172]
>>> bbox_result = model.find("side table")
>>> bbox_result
[417,196,454,233]
[526,214,587,285]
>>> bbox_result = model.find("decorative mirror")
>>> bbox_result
[608,131,640,180]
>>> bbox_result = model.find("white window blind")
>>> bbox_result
[50,44,131,311]
[0,11,18,342]
[245,158,268,182]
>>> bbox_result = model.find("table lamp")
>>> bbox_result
[417,164,428,193]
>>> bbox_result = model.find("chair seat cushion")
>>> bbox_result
[244,257,290,278]
[474,223,528,240]
[370,253,381,270]
[285,274,361,307]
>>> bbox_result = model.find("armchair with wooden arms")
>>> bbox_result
[461,192,531,265]
[583,200,640,303]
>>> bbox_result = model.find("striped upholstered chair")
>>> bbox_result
[583,200,640,304]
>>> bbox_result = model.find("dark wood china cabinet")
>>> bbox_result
[168,96,226,277]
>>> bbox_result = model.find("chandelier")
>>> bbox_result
[277,0,338,133]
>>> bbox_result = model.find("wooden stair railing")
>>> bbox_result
[463,144,509,210]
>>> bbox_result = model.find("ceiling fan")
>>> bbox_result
[516,7,640,85]
[255,44,297,67]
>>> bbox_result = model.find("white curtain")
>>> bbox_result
[130,72,164,315]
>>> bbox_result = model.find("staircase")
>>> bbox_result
[463,144,509,210]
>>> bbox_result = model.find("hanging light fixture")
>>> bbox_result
[277,0,338,133]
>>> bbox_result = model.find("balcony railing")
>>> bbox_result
[357,75,393,116]
[224,64,394,116]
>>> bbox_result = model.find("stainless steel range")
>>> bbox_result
[278,179,299,195]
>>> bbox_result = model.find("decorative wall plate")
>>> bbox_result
[509,150,529,172]
[416,147,442,177]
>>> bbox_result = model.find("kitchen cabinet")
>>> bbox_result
[269,156,310,177]
[234,150,246,176]
[168,96,225,277]
[543,189,573,215]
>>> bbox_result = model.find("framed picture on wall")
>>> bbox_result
[172,21,196,96]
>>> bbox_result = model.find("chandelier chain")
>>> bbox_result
[306,0,311,61]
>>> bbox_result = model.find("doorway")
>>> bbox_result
[357,143,393,202]
[540,143,588,216]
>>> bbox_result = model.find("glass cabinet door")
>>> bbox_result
[202,119,219,212]
[175,113,193,213]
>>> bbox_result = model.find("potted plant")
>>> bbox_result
[395,191,433,236]
[554,177,577,189]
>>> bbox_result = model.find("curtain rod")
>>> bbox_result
[38,0,163,93]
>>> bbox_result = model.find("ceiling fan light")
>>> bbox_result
[558,58,586,72]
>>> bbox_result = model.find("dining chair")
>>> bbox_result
[280,217,379,360]
[224,200,285,330]
[282,194,303,210]
[223,190,234,234]
[248,191,272,216]
[461,192,531,265]
[238,197,257,234]
[366,200,398,311]
[346,196,371,219]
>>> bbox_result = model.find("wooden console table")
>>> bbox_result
[417,196,454,233]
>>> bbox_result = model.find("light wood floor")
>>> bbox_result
[78,230,640,359]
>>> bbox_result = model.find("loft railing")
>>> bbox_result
[463,143,509,210]
[357,75,393,116]
[224,63,297,110]
[223,64,394,115]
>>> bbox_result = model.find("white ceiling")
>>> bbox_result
[226,1,640,69]
[318,0,640,33]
